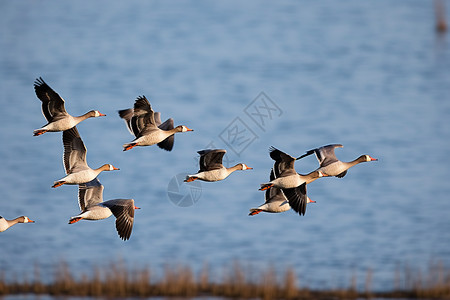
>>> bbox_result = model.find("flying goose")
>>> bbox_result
[185,149,252,182]
[69,178,139,240]
[258,147,322,215]
[296,144,377,178]
[52,127,119,188]
[259,147,324,191]
[33,77,105,136]
[249,169,316,216]
[118,95,193,151]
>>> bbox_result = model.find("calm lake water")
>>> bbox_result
[1,0,449,292]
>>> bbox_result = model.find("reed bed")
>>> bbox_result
[0,260,449,299]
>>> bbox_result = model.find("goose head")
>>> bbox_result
[176,125,193,132]
[362,155,378,162]
[88,110,106,117]
[20,216,35,223]
[306,197,316,204]
[102,164,120,171]
[240,163,252,170]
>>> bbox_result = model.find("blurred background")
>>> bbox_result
[1,0,449,291]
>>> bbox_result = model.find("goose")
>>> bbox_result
[249,170,316,216]
[184,149,252,182]
[52,127,119,188]
[296,144,377,178]
[0,216,34,232]
[259,147,324,191]
[33,77,105,136]
[118,95,193,151]
[258,147,321,216]
[69,178,139,241]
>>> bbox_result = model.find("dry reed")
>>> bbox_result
[0,259,449,299]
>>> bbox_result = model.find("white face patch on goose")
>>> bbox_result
[109,164,114,171]
[24,216,29,223]
[94,111,101,117]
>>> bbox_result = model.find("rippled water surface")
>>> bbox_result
[1,0,449,291]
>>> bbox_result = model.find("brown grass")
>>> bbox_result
[0,260,449,299]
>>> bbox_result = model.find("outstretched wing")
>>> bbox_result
[62,127,88,174]
[269,147,296,178]
[34,77,68,122]
[102,199,136,241]
[282,183,308,216]
[297,144,343,167]
[118,96,157,138]
[118,108,135,135]
[78,178,104,211]
[198,149,226,172]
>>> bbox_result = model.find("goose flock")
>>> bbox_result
[0,77,377,239]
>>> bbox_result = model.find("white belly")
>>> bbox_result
[260,201,290,213]
[44,117,78,132]
[59,169,98,185]
[271,174,303,189]
[74,206,112,221]
[136,130,170,146]
[196,168,229,182]
[0,218,9,232]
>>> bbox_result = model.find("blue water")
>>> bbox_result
[1,0,449,291]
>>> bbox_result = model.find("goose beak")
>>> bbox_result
[134,206,141,210]
[370,157,378,161]
[29,219,35,223]
[113,167,120,170]
[186,127,194,132]
[99,112,106,116]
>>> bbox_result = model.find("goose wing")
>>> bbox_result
[118,108,135,135]
[156,114,175,151]
[297,144,343,167]
[102,199,135,241]
[269,147,296,177]
[62,127,89,174]
[118,96,157,138]
[265,186,288,205]
[198,149,226,172]
[78,178,104,211]
[282,183,308,216]
[34,77,68,122]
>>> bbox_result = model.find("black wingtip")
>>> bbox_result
[296,150,314,160]
[34,77,46,88]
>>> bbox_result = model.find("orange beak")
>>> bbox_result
[99,112,106,116]
[186,127,194,132]
[370,157,378,161]
[134,206,141,210]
